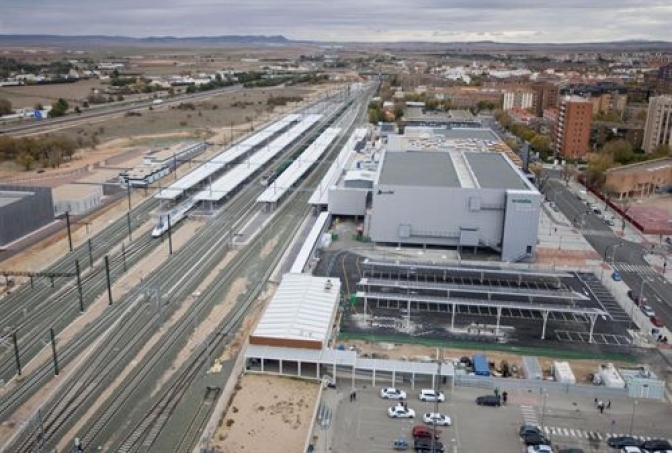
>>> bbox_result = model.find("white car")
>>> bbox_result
[419,389,445,402]
[527,445,553,453]
[640,305,656,317]
[387,405,416,418]
[423,412,451,426]
[620,447,643,453]
[380,387,407,400]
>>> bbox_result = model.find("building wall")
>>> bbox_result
[532,82,559,117]
[367,183,540,260]
[556,98,593,158]
[501,190,542,261]
[248,336,323,350]
[328,188,367,216]
[503,90,535,111]
[604,158,672,198]
[643,96,672,153]
[0,185,54,246]
[53,185,103,217]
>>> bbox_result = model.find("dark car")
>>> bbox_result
[607,436,643,448]
[641,439,672,452]
[412,425,441,440]
[522,432,551,446]
[650,315,665,328]
[558,449,585,453]
[414,439,445,453]
[519,425,544,437]
[475,395,501,406]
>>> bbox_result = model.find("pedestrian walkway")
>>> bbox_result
[520,405,539,426]
[613,262,658,274]
[541,425,671,444]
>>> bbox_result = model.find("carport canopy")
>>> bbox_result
[358,291,608,343]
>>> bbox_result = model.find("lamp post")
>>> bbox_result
[629,399,638,435]
[605,242,623,265]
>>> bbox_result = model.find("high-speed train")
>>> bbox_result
[151,200,195,238]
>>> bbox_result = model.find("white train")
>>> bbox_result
[151,200,195,238]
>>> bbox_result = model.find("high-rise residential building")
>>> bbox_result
[531,82,559,117]
[555,96,593,159]
[503,89,535,111]
[642,95,672,153]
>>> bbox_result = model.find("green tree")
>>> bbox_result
[530,134,552,159]
[49,98,69,117]
[601,139,635,164]
[16,152,36,171]
[393,105,404,120]
[0,98,12,115]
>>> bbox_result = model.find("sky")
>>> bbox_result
[2,0,671,43]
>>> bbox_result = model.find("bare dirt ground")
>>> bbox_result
[0,79,105,111]
[343,340,633,384]
[210,374,319,453]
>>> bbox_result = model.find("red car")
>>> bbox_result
[650,315,665,328]
[412,425,441,440]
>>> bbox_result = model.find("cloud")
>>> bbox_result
[1,0,671,42]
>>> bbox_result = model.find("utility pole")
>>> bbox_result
[75,259,84,313]
[87,238,94,269]
[167,214,173,255]
[105,256,113,305]
[65,211,73,252]
[50,328,59,376]
[12,332,21,376]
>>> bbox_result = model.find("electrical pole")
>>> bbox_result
[65,211,73,252]
[167,214,173,255]
[87,238,94,269]
[12,332,21,376]
[75,259,84,313]
[50,328,59,376]
[105,255,113,305]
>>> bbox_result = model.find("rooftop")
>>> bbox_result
[377,150,533,191]
[0,190,33,209]
[605,157,672,176]
[52,184,102,200]
[250,274,341,347]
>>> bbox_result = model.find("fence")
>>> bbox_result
[455,374,630,399]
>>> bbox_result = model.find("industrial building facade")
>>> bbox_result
[366,150,541,262]
[643,95,672,153]
[0,185,54,246]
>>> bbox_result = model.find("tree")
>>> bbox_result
[49,98,69,117]
[530,134,552,159]
[601,139,635,164]
[393,105,404,120]
[584,153,613,187]
[16,152,36,171]
[0,98,12,115]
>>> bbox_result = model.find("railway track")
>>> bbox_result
[2,97,355,453]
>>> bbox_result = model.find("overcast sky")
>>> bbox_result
[2,0,671,43]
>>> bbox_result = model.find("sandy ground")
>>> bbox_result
[343,340,633,385]
[0,79,105,110]
[209,374,319,453]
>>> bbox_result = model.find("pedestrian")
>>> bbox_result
[353,390,357,401]
[606,400,611,410]
[494,387,500,398]
[598,402,604,414]
[349,391,354,402]
[594,397,598,407]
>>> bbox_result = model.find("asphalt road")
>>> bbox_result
[545,178,672,331]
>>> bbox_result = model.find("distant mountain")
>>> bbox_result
[0,34,669,51]
[0,34,292,47]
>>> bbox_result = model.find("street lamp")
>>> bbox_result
[605,242,623,265]
[629,399,638,435]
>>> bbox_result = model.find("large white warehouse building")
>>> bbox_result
[366,149,542,262]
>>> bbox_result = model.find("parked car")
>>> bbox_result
[650,315,665,328]
[388,405,416,418]
[519,425,544,438]
[628,290,648,305]
[593,208,602,215]
[612,271,622,281]
[641,439,672,452]
[412,425,441,440]
[422,413,451,426]
[558,449,585,453]
[419,389,445,402]
[414,439,445,453]
[475,395,501,406]
[380,387,407,400]
[605,218,615,226]
[607,436,643,448]
[665,237,672,245]
[522,432,551,446]
[640,305,656,317]
[620,447,643,453]
[527,445,553,453]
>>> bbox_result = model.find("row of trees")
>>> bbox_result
[495,111,553,159]
[0,135,83,170]
[584,140,672,187]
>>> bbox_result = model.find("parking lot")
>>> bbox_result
[327,384,672,453]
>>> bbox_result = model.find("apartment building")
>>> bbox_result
[555,96,593,158]
[503,89,535,111]
[642,95,672,153]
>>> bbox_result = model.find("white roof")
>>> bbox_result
[251,273,341,347]
[194,114,322,202]
[257,127,340,203]
[309,127,367,205]
[290,212,330,274]
[155,114,300,200]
